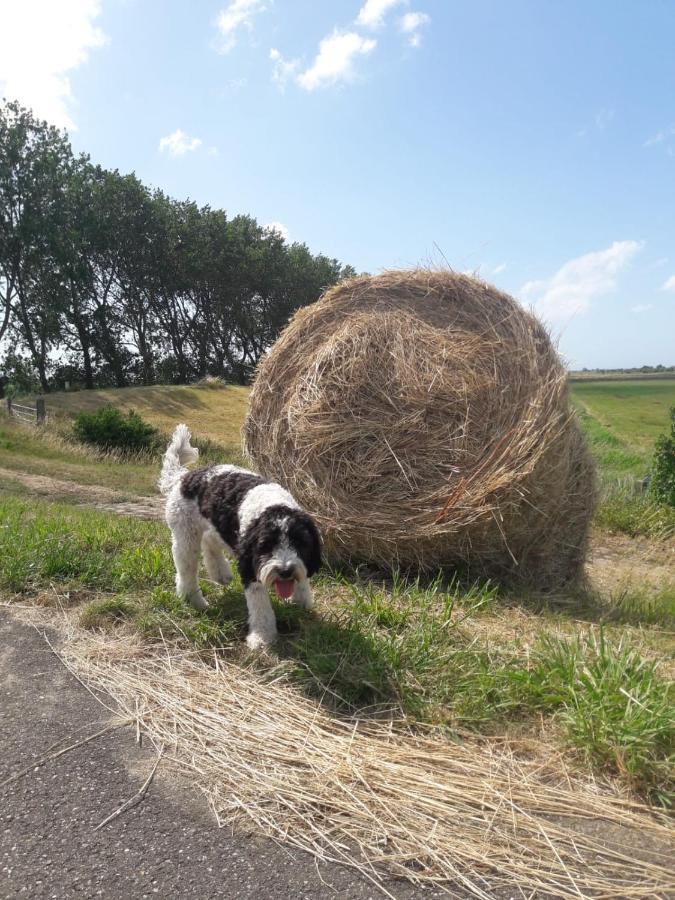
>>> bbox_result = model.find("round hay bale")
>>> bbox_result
[243,270,596,588]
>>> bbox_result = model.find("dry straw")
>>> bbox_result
[63,629,673,899]
[244,269,596,588]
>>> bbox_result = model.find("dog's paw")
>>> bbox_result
[188,592,209,611]
[215,571,233,587]
[246,630,277,650]
[293,582,314,610]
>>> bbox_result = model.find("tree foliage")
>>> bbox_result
[0,100,355,391]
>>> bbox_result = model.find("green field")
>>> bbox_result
[571,378,675,458]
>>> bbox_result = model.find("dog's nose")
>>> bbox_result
[277,565,295,580]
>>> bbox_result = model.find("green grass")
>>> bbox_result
[519,632,674,804]
[571,379,675,538]
[594,486,675,539]
[571,378,675,455]
[0,494,173,592]
[0,492,672,804]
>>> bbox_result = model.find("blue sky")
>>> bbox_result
[1,0,674,368]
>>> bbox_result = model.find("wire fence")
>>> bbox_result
[5,397,47,426]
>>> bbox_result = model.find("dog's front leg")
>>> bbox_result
[244,582,277,649]
[293,578,314,610]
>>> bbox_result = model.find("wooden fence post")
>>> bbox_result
[36,397,45,425]
[6,397,12,417]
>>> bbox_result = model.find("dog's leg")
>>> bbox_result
[293,578,314,610]
[201,530,233,586]
[171,525,208,611]
[244,582,277,649]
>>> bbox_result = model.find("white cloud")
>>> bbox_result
[398,11,430,46]
[159,129,203,157]
[631,304,653,313]
[662,275,675,293]
[270,48,299,89]
[297,31,376,91]
[215,0,267,54]
[520,240,644,322]
[264,221,290,241]
[492,262,507,275]
[0,0,107,130]
[356,0,405,28]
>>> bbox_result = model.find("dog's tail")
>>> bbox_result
[158,423,199,495]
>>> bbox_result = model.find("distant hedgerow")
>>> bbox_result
[73,406,160,454]
[650,406,675,508]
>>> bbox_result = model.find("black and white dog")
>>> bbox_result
[159,424,321,649]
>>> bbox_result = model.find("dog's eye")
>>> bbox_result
[289,525,309,549]
[258,531,279,554]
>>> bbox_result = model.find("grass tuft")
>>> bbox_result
[524,632,674,804]
[80,596,138,628]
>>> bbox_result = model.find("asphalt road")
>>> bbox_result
[0,611,453,900]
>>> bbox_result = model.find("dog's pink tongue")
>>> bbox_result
[274,579,295,599]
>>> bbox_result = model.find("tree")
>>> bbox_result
[0,101,73,390]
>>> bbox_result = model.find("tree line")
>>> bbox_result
[0,100,355,392]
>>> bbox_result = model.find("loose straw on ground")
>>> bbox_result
[61,627,674,899]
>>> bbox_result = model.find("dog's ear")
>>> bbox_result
[300,514,322,577]
[236,529,257,587]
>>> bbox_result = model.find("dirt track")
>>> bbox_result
[0,466,164,520]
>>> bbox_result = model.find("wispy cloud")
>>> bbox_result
[215,0,267,54]
[356,0,405,29]
[644,125,675,148]
[0,0,107,130]
[648,256,669,269]
[521,240,644,321]
[159,129,203,157]
[270,48,299,90]
[631,304,653,313]
[398,11,430,47]
[662,275,675,293]
[492,262,507,275]
[577,107,614,139]
[296,31,376,91]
